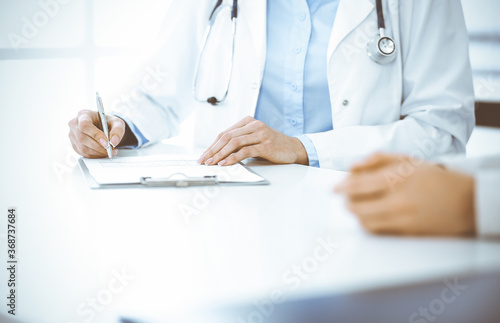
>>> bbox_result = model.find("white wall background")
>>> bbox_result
[0,1,175,188]
[461,0,500,102]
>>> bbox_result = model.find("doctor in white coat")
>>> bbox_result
[68,0,474,171]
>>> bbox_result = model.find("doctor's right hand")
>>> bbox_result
[68,110,124,158]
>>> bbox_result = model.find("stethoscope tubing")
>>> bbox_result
[195,0,396,105]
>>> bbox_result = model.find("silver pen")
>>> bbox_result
[95,92,113,159]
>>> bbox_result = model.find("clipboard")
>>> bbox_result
[78,157,269,189]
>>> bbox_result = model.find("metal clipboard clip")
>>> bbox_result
[140,173,218,187]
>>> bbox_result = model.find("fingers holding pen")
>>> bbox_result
[68,129,109,158]
[76,111,111,148]
[68,110,118,158]
[107,116,126,148]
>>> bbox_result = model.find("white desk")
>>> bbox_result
[1,142,500,323]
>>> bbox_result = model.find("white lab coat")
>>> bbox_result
[112,0,475,171]
[441,155,500,238]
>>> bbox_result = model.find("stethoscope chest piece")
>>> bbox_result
[367,34,396,65]
[367,0,397,65]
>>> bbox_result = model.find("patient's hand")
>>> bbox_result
[335,153,476,236]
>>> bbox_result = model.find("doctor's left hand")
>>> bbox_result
[198,116,309,166]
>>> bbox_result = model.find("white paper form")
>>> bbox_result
[81,154,265,184]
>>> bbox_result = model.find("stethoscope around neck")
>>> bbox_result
[193,0,397,106]
[193,0,238,106]
[367,0,397,65]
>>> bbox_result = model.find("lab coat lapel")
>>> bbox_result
[327,0,374,60]
[240,0,267,78]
